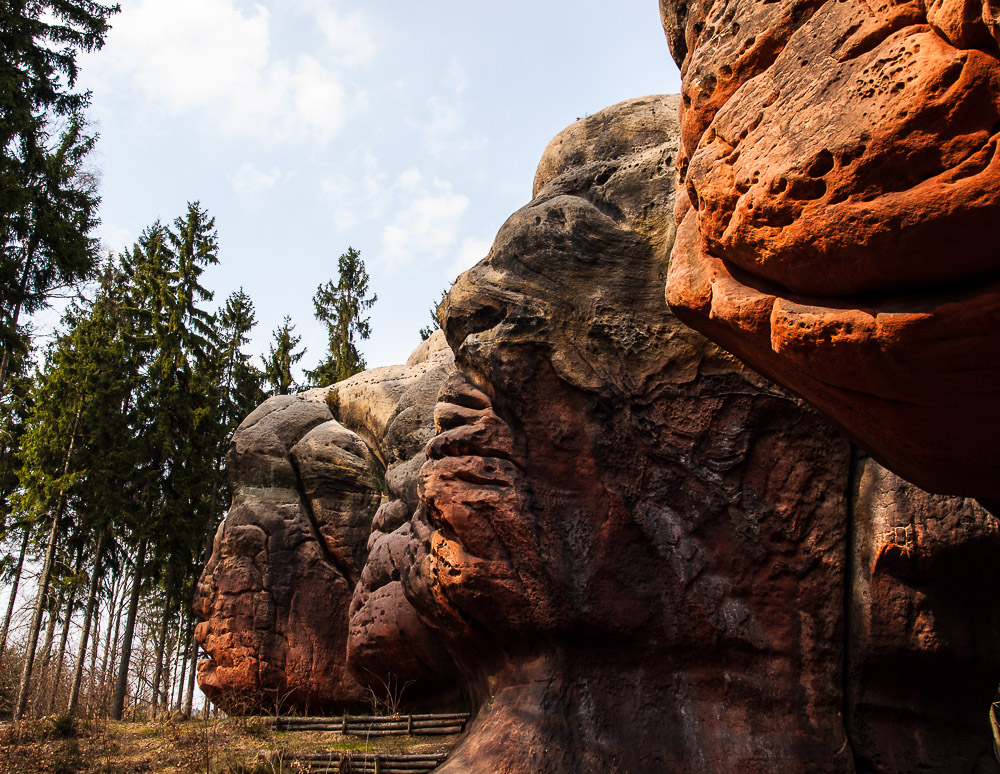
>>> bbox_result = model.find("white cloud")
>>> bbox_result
[425,95,463,140]
[99,224,133,256]
[316,8,376,67]
[419,59,487,158]
[397,167,422,190]
[93,0,358,145]
[380,172,469,268]
[322,159,474,270]
[230,162,282,196]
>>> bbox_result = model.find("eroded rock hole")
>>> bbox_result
[808,149,835,177]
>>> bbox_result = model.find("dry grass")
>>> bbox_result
[0,715,459,773]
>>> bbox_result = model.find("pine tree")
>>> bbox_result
[306,247,377,386]
[207,289,263,510]
[0,329,35,648]
[1,0,120,394]
[214,289,264,432]
[262,316,305,395]
[110,204,222,718]
[0,329,33,513]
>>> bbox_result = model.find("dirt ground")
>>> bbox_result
[0,715,460,773]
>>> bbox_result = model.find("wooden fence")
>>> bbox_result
[269,713,469,737]
[289,752,448,773]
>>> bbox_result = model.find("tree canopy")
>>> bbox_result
[307,247,377,387]
[263,315,306,396]
[0,0,120,395]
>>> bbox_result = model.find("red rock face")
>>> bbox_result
[659,0,1000,500]
[341,94,1000,772]
[193,395,375,714]
[383,95,857,772]
[848,455,1000,771]
[196,88,1000,770]
[195,336,459,714]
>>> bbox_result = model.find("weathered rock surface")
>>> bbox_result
[194,332,457,713]
[424,94,857,772]
[848,456,1000,771]
[195,82,1000,768]
[659,0,1000,500]
[343,94,1000,772]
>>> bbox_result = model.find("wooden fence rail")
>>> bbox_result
[288,752,448,773]
[268,713,470,737]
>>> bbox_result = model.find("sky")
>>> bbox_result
[69,0,682,377]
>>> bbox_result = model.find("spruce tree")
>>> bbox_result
[12,256,143,716]
[0,0,120,394]
[307,247,377,386]
[214,288,264,432]
[262,316,305,395]
[207,289,263,513]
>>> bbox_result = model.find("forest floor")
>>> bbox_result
[0,715,461,773]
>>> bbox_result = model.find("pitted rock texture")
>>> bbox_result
[194,332,457,714]
[344,95,1000,772]
[659,0,1000,500]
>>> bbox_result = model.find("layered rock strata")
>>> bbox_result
[659,0,1000,500]
[194,332,458,714]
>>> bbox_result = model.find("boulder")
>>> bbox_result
[196,85,1000,771]
[847,455,1000,770]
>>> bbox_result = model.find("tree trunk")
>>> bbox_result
[14,511,61,719]
[162,619,178,711]
[34,585,64,714]
[149,565,174,713]
[0,530,29,664]
[13,404,80,719]
[100,577,124,712]
[185,627,198,716]
[67,531,107,716]
[174,617,192,711]
[168,614,185,710]
[46,545,83,712]
[86,602,101,714]
[47,579,78,712]
[111,537,147,720]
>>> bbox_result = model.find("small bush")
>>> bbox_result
[48,713,77,738]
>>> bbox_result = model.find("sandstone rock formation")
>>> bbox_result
[658,0,1000,500]
[346,94,1000,772]
[848,455,1000,771]
[194,332,458,714]
[195,83,1000,769]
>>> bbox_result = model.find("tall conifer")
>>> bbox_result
[307,247,376,386]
